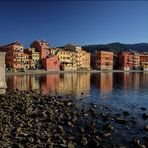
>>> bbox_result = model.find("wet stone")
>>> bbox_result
[67,142,75,148]
[140,107,146,111]
[103,124,114,132]
[123,111,130,116]
[81,136,88,146]
[142,113,148,120]
[115,117,128,124]
[144,125,148,131]
[0,90,147,148]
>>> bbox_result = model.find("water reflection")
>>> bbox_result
[5,72,148,111]
[6,73,90,97]
[91,72,113,99]
[6,72,148,96]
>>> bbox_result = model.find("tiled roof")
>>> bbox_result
[0,41,23,47]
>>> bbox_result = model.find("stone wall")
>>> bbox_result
[0,52,6,93]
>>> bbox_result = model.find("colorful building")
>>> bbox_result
[0,41,24,69]
[75,50,91,70]
[24,48,40,69]
[118,51,140,70]
[130,52,140,70]
[30,40,50,59]
[139,53,148,70]
[91,50,113,70]
[23,53,30,69]
[42,55,60,71]
[58,49,77,71]
[0,52,6,93]
[64,44,91,70]
[50,48,77,71]
[118,51,131,70]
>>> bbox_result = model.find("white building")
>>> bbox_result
[0,52,6,94]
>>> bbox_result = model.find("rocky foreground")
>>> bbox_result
[0,90,148,148]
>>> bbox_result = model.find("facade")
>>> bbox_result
[64,44,91,70]
[75,50,91,70]
[42,55,60,71]
[24,48,40,69]
[23,53,30,69]
[50,48,77,71]
[58,49,77,71]
[0,41,24,69]
[139,53,148,70]
[92,51,113,70]
[130,52,140,70]
[0,52,6,93]
[118,51,140,70]
[118,51,131,70]
[30,40,50,59]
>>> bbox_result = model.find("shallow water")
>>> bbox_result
[5,72,148,112]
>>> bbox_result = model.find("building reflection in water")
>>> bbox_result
[91,72,113,99]
[6,75,40,91]
[58,73,90,97]
[121,72,140,90]
[99,72,113,99]
[99,72,113,92]
[6,73,90,97]
[40,74,60,95]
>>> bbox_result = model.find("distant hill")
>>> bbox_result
[82,42,148,53]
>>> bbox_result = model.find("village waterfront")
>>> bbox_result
[0,72,147,147]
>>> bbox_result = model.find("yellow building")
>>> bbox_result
[76,50,90,70]
[50,48,77,71]
[24,48,40,69]
[23,53,30,69]
[64,44,91,70]
[50,45,90,71]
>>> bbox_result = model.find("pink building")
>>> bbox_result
[42,55,60,71]
[30,40,50,59]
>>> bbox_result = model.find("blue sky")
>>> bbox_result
[0,1,148,47]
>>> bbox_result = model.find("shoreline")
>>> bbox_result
[0,90,147,147]
[6,69,148,76]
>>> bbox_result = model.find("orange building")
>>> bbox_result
[30,40,50,59]
[118,51,140,70]
[91,50,113,70]
[118,51,131,70]
[0,41,24,69]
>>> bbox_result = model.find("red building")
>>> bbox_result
[91,50,113,70]
[118,51,131,70]
[42,55,60,71]
[30,40,50,59]
[0,41,24,69]
[118,51,140,70]
[139,53,148,70]
[139,53,148,65]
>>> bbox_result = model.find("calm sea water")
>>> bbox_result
[5,72,148,113]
